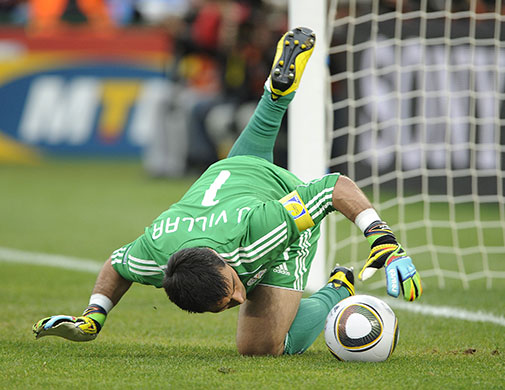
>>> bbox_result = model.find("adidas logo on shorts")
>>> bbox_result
[273,263,290,276]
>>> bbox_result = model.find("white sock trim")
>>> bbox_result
[89,293,114,313]
[264,77,272,92]
[354,208,381,233]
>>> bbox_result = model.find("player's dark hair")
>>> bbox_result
[163,247,230,313]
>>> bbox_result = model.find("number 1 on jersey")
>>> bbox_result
[201,170,231,206]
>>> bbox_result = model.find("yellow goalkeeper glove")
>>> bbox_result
[358,221,423,301]
[33,305,106,342]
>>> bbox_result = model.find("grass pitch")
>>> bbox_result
[1,159,504,389]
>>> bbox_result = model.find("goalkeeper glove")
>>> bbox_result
[32,304,106,342]
[358,221,423,301]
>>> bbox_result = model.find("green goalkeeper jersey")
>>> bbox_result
[111,155,339,293]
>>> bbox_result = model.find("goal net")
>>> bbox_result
[321,0,505,290]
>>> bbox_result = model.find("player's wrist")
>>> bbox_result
[88,293,114,312]
[355,209,397,247]
[354,208,381,232]
[83,293,114,332]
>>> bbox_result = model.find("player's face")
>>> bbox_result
[210,264,247,313]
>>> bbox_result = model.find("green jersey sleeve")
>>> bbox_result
[295,173,340,226]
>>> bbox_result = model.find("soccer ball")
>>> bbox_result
[324,295,399,362]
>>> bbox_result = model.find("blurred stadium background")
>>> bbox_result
[0,0,290,173]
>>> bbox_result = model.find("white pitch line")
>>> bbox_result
[0,246,102,273]
[1,246,505,328]
[382,297,505,327]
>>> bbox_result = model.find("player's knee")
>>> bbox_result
[236,336,285,356]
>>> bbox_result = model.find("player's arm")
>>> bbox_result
[331,175,422,301]
[33,258,132,341]
[90,257,133,305]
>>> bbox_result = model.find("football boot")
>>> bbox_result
[269,27,316,99]
[327,265,355,296]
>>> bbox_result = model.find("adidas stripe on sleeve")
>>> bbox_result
[296,173,340,226]
[110,243,166,287]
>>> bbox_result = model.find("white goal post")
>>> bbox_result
[289,0,505,291]
[288,0,330,291]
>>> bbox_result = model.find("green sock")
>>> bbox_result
[227,87,295,163]
[284,285,350,355]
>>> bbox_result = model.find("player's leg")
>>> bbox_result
[236,229,354,356]
[226,86,293,163]
[236,285,302,356]
[227,27,316,163]
[283,266,354,354]
[236,268,353,356]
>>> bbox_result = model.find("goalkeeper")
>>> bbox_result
[33,27,422,356]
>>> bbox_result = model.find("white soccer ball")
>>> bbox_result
[324,294,399,362]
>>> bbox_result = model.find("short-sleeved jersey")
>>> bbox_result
[111,155,339,292]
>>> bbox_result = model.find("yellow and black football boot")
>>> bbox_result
[269,27,316,100]
[327,265,355,296]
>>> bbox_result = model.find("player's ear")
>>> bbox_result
[231,284,245,305]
